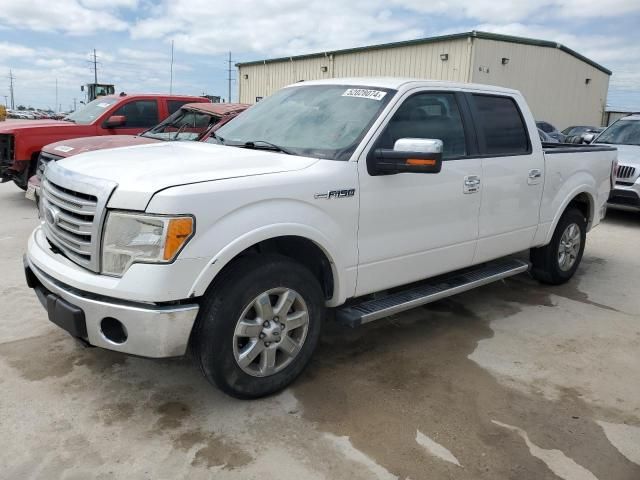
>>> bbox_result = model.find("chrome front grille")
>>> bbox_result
[617,165,636,179]
[0,134,14,162]
[41,179,97,266]
[36,152,62,180]
[40,161,116,272]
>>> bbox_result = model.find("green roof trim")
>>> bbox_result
[236,30,612,76]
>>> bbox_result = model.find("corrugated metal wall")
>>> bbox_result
[238,38,472,103]
[471,38,609,128]
[238,37,609,128]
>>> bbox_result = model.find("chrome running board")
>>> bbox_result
[336,258,530,327]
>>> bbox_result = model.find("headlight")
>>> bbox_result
[102,212,194,276]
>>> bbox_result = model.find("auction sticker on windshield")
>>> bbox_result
[342,89,387,101]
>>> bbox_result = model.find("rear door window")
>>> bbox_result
[168,100,191,115]
[472,95,530,155]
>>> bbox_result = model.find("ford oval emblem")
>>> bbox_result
[45,205,61,226]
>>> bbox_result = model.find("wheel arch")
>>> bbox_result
[545,189,595,245]
[189,227,348,306]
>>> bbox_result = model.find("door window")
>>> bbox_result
[376,92,467,159]
[111,100,159,128]
[167,100,191,115]
[473,95,530,155]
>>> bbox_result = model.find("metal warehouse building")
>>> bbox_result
[237,31,611,129]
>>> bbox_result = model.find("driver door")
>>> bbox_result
[356,90,482,296]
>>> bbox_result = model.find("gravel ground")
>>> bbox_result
[1,183,639,480]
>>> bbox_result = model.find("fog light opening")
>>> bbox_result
[100,317,128,344]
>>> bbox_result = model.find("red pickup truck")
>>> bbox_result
[27,102,249,200]
[0,93,209,189]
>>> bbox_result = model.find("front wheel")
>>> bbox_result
[193,254,325,399]
[530,207,587,285]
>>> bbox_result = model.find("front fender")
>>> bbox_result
[145,166,360,307]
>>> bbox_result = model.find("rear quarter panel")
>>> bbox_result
[533,148,615,246]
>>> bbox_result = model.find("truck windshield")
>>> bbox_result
[597,119,640,146]
[141,108,216,141]
[64,97,119,125]
[211,85,396,160]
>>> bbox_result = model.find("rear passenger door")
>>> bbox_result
[468,93,545,263]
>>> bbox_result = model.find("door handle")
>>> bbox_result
[463,175,481,194]
[528,169,542,185]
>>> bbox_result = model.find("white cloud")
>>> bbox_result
[0,0,129,35]
[131,0,426,55]
[0,42,36,57]
[393,0,640,22]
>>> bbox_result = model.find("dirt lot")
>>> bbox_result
[1,183,639,480]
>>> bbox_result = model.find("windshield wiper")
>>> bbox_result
[172,124,188,141]
[243,140,294,155]
[208,132,225,144]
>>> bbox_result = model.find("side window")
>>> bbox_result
[111,100,159,128]
[377,92,467,159]
[472,95,530,155]
[168,100,190,115]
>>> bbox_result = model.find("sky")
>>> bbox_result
[0,0,639,113]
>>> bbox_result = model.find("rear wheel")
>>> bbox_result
[193,254,325,399]
[530,207,587,285]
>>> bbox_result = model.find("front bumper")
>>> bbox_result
[608,183,640,212]
[25,256,199,358]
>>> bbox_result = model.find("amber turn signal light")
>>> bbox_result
[163,217,194,260]
[406,158,437,166]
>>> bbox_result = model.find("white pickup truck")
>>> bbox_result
[25,79,616,398]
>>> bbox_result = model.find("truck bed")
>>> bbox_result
[542,142,617,154]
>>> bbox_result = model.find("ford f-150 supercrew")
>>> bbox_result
[24,79,617,399]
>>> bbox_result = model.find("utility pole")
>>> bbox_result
[227,51,233,103]
[169,40,174,94]
[55,78,58,113]
[8,69,15,109]
[73,97,77,111]
[93,48,98,84]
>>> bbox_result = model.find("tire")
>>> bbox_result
[13,171,28,191]
[13,157,37,191]
[530,207,587,285]
[193,254,325,399]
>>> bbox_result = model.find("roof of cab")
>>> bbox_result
[288,77,520,95]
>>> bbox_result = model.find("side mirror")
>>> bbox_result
[370,138,443,175]
[582,133,595,144]
[104,115,126,128]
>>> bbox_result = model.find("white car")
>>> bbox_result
[593,114,640,211]
[25,78,616,398]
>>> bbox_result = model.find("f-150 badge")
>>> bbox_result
[314,189,356,199]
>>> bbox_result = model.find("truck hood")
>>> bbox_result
[0,119,79,133]
[44,135,159,158]
[56,141,320,209]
